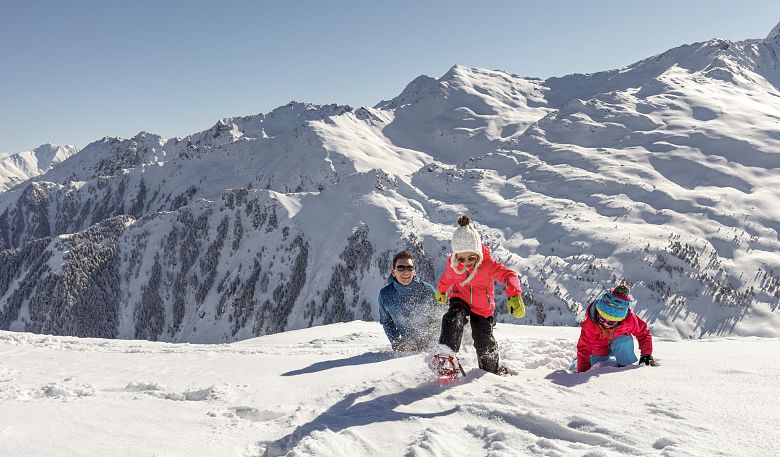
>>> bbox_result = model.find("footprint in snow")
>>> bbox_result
[567,416,638,445]
[228,406,285,422]
[39,382,95,400]
[123,381,221,401]
[653,437,677,449]
[645,401,685,420]
[208,406,284,422]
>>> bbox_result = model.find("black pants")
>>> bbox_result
[438,297,500,373]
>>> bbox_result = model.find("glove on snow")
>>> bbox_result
[435,291,448,305]
[507,295,525,318]
[639,354,657,366]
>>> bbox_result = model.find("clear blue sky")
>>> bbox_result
[2,0,779,153]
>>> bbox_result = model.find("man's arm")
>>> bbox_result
[378,292,401,345]
[421,280,437,296]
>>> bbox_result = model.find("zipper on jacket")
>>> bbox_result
[468,266,478,305]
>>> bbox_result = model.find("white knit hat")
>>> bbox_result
[450,215,483,286]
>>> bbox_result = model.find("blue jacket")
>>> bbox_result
[378,275,439,350]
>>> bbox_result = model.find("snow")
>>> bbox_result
[1,20,780,456]
[0,322,777,456]
[0,144,77,191]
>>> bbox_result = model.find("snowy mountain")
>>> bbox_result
[1,322,777,456]
[0,143,77,192]
[3,23,780,342]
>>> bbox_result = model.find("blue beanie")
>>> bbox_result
[595,285,633,321]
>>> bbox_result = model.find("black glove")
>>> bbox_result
[639,354,656,366]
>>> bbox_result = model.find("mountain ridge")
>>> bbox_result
[2,22,780,342]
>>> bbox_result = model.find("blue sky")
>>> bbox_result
[2,0,779,153]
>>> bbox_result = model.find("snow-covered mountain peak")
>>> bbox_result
[0,143,77,191]
[377,65,548,114]
[146,103,362,159]
[374,65,552,163]
[439,64,526,88]
[128,131,164,145]
[543,34,777,109]
[374,74,440,111]
[179,119,244,148]
[263,101,354,124]
[209,102,357,143]
[28,133,169,185]
[31,143,75,165]
[438,64,491,88]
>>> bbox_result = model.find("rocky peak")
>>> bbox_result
[767,21,780,41]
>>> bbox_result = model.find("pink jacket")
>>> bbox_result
[577,303,653,372]
[437,244,522,317]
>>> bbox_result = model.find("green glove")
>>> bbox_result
[435,291,447,305]
[507,295,525,318]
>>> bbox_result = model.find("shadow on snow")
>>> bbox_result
[281,351,410,376]
[263,372,486,456]
[545,363,641,387]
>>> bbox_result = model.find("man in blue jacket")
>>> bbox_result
[378,250,441,351]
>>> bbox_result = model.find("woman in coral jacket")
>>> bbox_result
[576,284,656,373]
[434,215,526,374]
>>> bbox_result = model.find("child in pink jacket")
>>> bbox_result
[434,215,525,374]
[576,284,656,372]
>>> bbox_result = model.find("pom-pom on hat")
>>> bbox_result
[595,284,633,322]
[450,215,484,286]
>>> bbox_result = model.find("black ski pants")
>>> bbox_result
[438,297,500,373]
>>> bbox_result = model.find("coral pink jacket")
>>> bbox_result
[437,244,522,318]
[577,303,653,372]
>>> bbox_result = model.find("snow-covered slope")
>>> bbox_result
[3,22,780,341]
[0,144,77,191]
[0,322,777,457]
[375,65,553,163]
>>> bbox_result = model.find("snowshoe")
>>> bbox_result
[427,345,465,382]
[429,353,463,381]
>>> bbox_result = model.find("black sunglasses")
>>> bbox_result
[394,265,414,272]
[456,255,479,264]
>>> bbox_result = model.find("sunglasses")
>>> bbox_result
[394,264,414,272]
[456,255,479,264]
[596,313,621,328]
